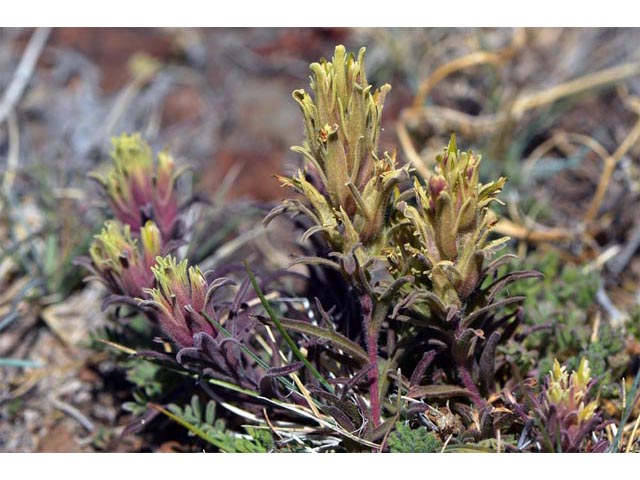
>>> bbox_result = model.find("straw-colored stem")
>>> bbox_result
[583,113,640,224]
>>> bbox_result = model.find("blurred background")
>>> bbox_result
[1,27,640,451]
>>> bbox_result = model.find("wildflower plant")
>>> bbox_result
[138,255,229,348]
[75,44,628,453]
[268,45,414,427]
[386,137,542,419]
[79,134,300,441]
[90,133,188,244]
[77,135,193,312]
[389,135,509,307]
[78,219,162,306]
[546,358,598,422]
[508,358,610,452]
[267,45,541,438]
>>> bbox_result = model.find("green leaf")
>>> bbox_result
[149,403,231,452]
[407,384,472,399]
[244,262,333,392]
[262,316,368,364]
[191,396,202,421]
[205,400,216,425]
[447,133,457,156]
[610,366,640,452]
[0,358,42,368]
[388,423,441,453]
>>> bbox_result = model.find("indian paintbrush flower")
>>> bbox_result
[138,255,232,348]
[546,358,599,424]
[510,357,609,452]
[396,136,542,413]
[271,45,410,257]
[389,134,508,308]
[91,133,187,243]
[87,219,162,301]
[266,45,415,427]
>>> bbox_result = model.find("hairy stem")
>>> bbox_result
[360,293,381,428]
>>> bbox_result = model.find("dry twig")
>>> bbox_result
[0,27,51,125]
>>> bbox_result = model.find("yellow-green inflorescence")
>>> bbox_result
[139,255,218,348]
[388,135,508,308]
[546,358,598,424]
[275,45,410,259]
[91,133,186,243]
[89,220,162,299]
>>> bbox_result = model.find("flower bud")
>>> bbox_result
[392,135,507,306]
[275,45,409,257]
[88,220,162,299]
[91,134,186,243]
[140,256,225,348]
